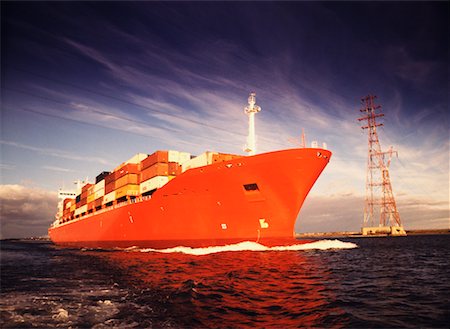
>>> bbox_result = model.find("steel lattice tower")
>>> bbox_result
[358,95,402,228]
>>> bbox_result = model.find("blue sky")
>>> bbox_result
[1,1,448,238]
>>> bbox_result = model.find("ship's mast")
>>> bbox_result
[244,92,261,156]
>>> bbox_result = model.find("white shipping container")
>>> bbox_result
[182,151,217,172]
[178,152,191,164]
[125,153,148,164]
[103,191,116,204]
[140,176,169,194]
[168,150,180,163]
[94,180,105,192]
[74,204,88,216]
[94,188,105,200]
[168,150,191,164]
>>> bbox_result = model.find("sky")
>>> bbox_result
[1,1,448,239]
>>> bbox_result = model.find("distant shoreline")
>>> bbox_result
[2,229,449,241]
[296,229,450,238]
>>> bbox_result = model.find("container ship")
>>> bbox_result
[48,93,332,248]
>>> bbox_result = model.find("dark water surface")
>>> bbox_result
[1,236,449,328]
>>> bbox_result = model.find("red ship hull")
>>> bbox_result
[49,148,331,248]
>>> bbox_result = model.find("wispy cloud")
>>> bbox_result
[0,140,111,165]
[42,165,75,173]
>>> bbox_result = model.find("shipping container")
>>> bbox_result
[178,152,191,164]
[94,188,105,200]
[168,162,182,176]
[103,191,116,204]
[168,150,179,163]
[81,183,93,193]
[140,150,168,170]
[105,181,115,194]
[87,193,96,204]
[81,190,89,199]
[182,151,218,172]
[115,174,139,189]
[64,198,74,210]
[105,172,119,185]
[140,163,169,182]
[94,180,105,192]
[79,197,87,206]
[212,153,243,163]
[115,184,139,199]
[87,185,95,196]
[125,153,148,165]
[140,176,170,194]
[95,171,110,184]
[114,153,148,171]
[94,198,103,208]
[115,163,139,179]
[168,150,191,164]
[74,204,88,217]
[87,201,96,213]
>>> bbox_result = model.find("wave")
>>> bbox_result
[138,239,358,256]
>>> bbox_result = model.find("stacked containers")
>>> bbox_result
[114,163,140,200]
[62,198,75,221]
[140,151,169,196]
[94,171,109,210]
[104,171,116,202]
[139,150,191,195]
[75,183,92,216]
[182,151,242,171]
[182,151,217,171]
[68,151,197,218]
[87,185,96,213]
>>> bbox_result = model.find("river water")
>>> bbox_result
[1,235,449,328]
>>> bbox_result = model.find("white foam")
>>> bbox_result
[138,239,357,256]
[52,308,69,321]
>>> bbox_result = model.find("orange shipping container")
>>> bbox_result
[105,172,119,185]
[115,173,139,189]
[81,183,93,193]
[87,201,96,212]
[115,184,139,199]
[140,151,168,170]
[94,198,103,208]
[212,153,242,163]
[63,198,74,210]
[140,163,169,182]
[105,181,115,194]
[115,163,140,179]
[168,162,182,176]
